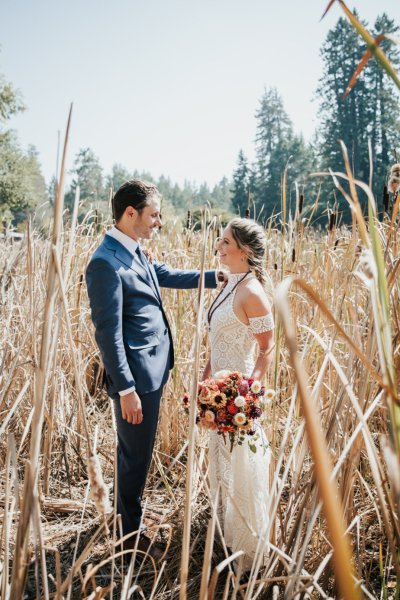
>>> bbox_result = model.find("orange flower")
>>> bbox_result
[227,403,239,415]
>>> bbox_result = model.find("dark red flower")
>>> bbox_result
[248,406,262,419]
[216,409,227,422]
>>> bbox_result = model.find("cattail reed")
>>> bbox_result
[383,184,389,214]
[299,193,304,215]
[1,146,399,597]
[328,211,337,231]
[388,163,400,194]
[88,454,111,515]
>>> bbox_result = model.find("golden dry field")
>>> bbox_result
[0,178,399,599]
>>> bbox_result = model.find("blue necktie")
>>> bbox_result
[136,246,159,297]
[135,245,149,274]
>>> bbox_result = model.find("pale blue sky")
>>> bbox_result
[1,0,399,187]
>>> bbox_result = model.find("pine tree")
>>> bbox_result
[254,87,314,220]
[65,147,106,211]
[105,163,131,193]
[210,177,232,211]
[369,14,400,199]
[316,12,400,221]
[317,15,371,183]
[231,150,250,215]
[255,88,292,215]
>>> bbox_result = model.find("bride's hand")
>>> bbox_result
[202,358,212,382]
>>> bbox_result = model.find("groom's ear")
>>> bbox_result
[125,206,138,220]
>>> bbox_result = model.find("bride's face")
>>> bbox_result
[217,227,246,270]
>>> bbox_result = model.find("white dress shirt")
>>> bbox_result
[106,225,139,256]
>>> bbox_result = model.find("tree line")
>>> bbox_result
[1,11,399,226]
[60,152,233,221]
[232,12,400,224]
[0,71,47,224]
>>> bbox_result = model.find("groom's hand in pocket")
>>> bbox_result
[120,391,143,424]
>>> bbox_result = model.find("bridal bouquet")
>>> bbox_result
[182,370,274,452]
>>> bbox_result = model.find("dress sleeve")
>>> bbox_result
[248,313,274,334]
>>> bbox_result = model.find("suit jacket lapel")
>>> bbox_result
[103,236,161,303]
[147,261,162,302]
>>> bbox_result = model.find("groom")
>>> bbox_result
[86,179,219,558]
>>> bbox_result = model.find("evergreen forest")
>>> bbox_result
[1,11,399,227]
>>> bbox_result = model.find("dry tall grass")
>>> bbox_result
[0,177,399,598]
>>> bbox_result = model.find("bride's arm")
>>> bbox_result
[251,330,275,381]
[202,357,212,381]
[242,288,275,381]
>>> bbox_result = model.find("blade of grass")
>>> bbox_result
[275,276,362,600]
[179,211,213,599]
[321,0,400,89]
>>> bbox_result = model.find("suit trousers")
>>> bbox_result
[112,387,163,535]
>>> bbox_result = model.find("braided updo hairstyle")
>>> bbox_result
[228,217,268,288]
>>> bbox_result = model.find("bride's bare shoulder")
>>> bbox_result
[240,277,271,314]
[243,276,265,296]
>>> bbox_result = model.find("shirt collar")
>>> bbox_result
[106,225,139,257]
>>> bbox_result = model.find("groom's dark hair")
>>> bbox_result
[112,179,160,222]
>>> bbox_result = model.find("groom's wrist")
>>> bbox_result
[119,385,136,396]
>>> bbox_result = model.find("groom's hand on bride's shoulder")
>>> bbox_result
[120,391,143,424]
[217,269,228,284]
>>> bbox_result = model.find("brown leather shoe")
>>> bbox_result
[123,533,165,562]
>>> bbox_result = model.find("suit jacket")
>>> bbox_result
[86,234,217,398]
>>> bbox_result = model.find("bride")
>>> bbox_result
[202,217,275,568]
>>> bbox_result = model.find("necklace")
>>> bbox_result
[207,271,251,330]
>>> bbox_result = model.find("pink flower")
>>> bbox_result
[143,248,154,263]
[238,380,249,395]
[216,409,227,422]
[200,418,218,431]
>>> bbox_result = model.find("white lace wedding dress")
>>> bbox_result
[207,272,274,568]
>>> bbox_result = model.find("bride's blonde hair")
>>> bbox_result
[228,218,273,300]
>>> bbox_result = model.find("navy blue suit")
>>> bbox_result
[86,234,217,534]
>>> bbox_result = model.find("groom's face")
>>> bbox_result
[132,195,162,240]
